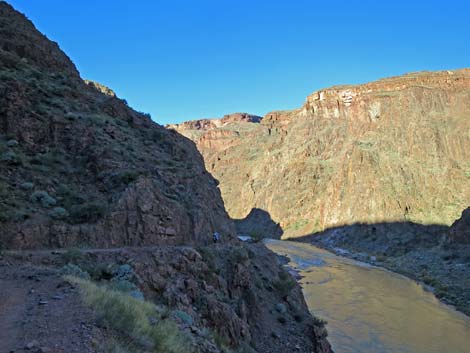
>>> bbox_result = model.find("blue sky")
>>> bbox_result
[8,0,470,125]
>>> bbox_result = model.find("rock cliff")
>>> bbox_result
[170,70,470,238]
[0,2,234,249]
[0,4,333,352]
[447,207,470,244]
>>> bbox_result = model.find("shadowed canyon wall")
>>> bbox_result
[0,2,235,249]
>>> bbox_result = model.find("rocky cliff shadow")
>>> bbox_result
[234,208,283,239]
[294,221,450,256]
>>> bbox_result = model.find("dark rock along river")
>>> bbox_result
[265,239,470,353]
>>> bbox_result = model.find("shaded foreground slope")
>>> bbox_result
[170,69,470,238]
[0,243,332,353]
[0,2,234,249]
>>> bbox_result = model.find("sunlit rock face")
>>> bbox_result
[170,69,470,238]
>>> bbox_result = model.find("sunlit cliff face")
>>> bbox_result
[170,69,470,238]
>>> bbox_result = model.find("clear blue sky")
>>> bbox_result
[8,0,470,125]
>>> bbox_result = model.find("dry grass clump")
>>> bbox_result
[68,277,189,353]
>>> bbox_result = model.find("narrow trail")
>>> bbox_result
[6,244,194,257]
[0,276,27,353]
[0,263,104,353]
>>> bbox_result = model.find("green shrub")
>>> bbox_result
[277,316,287,324]
[173,310,193,326]
[20,182,34,190]
[49,207,69,220]
[59,264,90,279]
[312,316,328,328]
[30,190,57,207]
[69,277,189,353]
[64,112,80,121]
[11,210,29,221]
[273,270,296,299]
[248,231,264,242]
[6,139,18,147]
[230,246,249,263]
[105,171,141,189]
[0,209,10,222]
[109,278,138,292]
[70,201,106,223]
[61,248,83,264]
[1,151,22,165]
[56,184,85,209]
[112,264,135,281]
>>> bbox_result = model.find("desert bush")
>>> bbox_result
[11,210,29,221]
[20,182,34,190]
[49,207,69,220]
[104,171,141,189]
[0,210,10,222]
[61,248,83,264]
[173,310,193,326]
[31,151,64,166]
[69,277,189,353]
[277,316,287,324]
[59,264,90,279]
[6,139,18,147]
[64,112,80,121]
[1,151,22,165]
[70,201,106,223]
[230,246,249,264]
[248,231,264,242]
[56,184,85,209]
[197,246,218,275]
[109,264,143,300]
[312,316,328,328]
[273,270,296,299]
[30,190,57,207]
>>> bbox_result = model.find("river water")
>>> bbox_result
[264,239,470,353]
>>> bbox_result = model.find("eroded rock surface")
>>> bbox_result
[0,2,234,249]
[0,244,333,353]
[447,207,470,244]
[171,70,470,238]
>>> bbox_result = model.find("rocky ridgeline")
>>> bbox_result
[171,69,470,238]
[167,113,262,132]
[0,1,236,249]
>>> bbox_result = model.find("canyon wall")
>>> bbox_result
[170,70,470,238]
[0,2,235,249]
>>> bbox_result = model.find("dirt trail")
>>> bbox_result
[0,276,28,353]
[0,263,103,353]
[6,244,193,257]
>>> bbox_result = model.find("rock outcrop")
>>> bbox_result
[0,2,234,249]
[0,4,334,352]
[170,70,470,238]
[447,207,470,244]
[0,243,333,353]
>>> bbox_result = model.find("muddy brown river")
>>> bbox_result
[265,239,470,353]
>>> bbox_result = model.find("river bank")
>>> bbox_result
[265,239,470,353]
[296,223,470,316]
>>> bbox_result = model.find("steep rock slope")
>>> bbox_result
[0,2,234,249]
[447,207,470,244]
[0,244,333,353]
[0,4,334,353]
[170,70,470,238]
